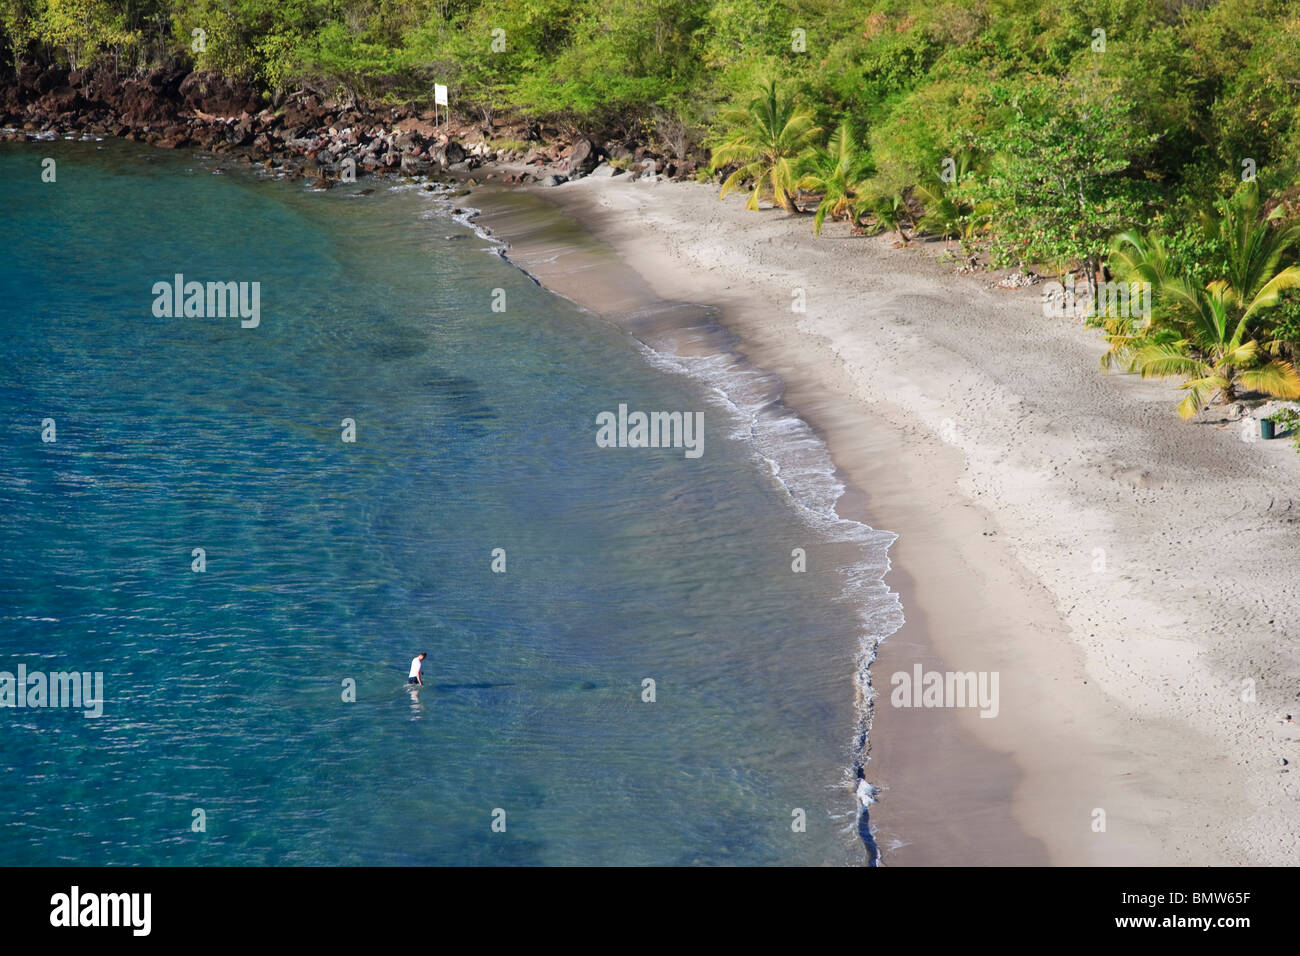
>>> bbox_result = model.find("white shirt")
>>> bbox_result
[409,656,424,679]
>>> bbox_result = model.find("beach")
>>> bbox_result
[5,0,1300,902]
[473,172,1300,866]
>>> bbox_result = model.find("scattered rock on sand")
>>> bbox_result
[996,271,1041,288]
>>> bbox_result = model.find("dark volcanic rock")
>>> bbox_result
[2,61,582,196]
[34,66,68,95]
[231,116,254,146]
[443,140,466,165]
[567,136,600,178]
[46,86,85,113]
[178,71,258,115]
[281,94,321,130]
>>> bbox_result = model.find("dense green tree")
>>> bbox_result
[969,75,1157,303]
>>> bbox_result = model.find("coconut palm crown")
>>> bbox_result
[710,79,822,213]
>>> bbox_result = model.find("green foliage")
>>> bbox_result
[865,74,986,195]
[701,0,798,63]
[175,0,341,89]
[0,0,1296,187]
[18,0,137,69]
[1270,405,1300,454]
[796,119,873,234]
[817,11,940,126]
[1163,217,1231,291]
[1,0,40,69]
[1185,0,1300,194]
[1269,292,1300,363]
[3,0,1299,309]
[710,78,821,212]
[508,0,710,123]
[1132,277,1300,419]
[967,75,1157,286]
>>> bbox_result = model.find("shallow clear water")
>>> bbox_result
[0,140,883,865]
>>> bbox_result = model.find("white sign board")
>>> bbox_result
[434,84,448,106]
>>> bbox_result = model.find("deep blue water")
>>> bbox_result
[0,140,885,865]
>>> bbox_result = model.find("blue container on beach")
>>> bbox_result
[1261,418,1276,440]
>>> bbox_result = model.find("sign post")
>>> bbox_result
[434,84,448,128]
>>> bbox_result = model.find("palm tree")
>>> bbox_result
[1200,181,1300,314]
[914,180,963,245]
[1094,229,1181,370]
[796,120,872,235]
[914,149,979,246]
[1101,186,1300,416]
[1109,228,1181,290]
[710,79,822,213]
[1133,276,1300,419]
[865,192,913,245]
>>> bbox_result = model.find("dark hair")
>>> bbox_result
[419,652,427,658]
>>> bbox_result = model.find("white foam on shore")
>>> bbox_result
[415,192,905,865]
[626,325,905,865]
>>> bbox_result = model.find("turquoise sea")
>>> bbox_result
[0,139,899,865]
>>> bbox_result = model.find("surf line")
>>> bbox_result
[595,403,704,459]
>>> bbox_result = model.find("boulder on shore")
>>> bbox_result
[567,136,600,178]
[441,140,466,165]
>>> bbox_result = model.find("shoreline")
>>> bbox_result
[462,184,903,864]
[10,127,1295,864]
[467,181,1058,865]
[470,174,1300,866]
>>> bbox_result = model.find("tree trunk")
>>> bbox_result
[1220,377,1237,405]
[1085,255,1099,318]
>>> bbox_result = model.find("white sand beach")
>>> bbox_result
[475,172,1300,866]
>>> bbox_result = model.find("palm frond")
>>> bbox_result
[1237,360,1300,399]
[1134,341,1204,380]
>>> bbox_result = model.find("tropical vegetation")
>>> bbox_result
[5,0,1300,426]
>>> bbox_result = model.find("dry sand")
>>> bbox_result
[471,171,1300,866]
